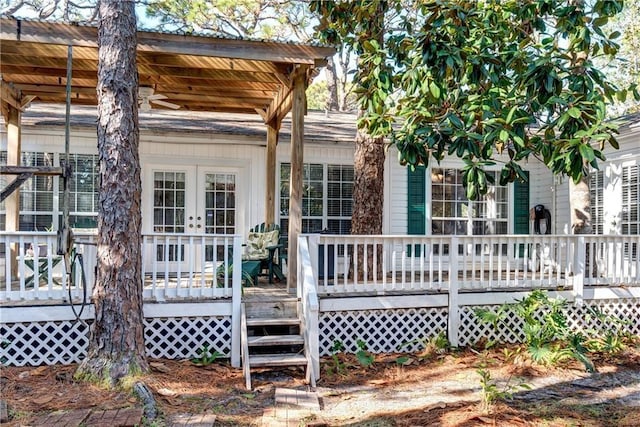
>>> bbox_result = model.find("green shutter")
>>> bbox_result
[513,171,530,257]
[513,171,530,234]
[407,166,426,256]
[407,166,426,234]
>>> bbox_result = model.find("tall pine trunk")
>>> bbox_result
[350,127,385,279]
[325,56,339,111]
[350,1,386,279]
[76,0,147,386]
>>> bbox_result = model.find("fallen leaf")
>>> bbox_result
[33,395,54,405]
[370,379,386,385]
[423,402,447,412]
[150,362,171,373]
[18,372,30,379]
[156,388,178,397]
[31,366,48,376]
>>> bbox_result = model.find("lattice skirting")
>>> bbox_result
[319,308,448,356]
[1,316,231,367]
[458,298,640,347]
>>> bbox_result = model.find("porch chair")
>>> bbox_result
[242,223,286,284]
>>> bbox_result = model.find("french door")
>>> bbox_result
[145,165,238,272]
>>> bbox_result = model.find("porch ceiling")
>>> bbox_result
[0,18,334,122]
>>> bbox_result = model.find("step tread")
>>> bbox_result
[246,317,300,327]
[249,354,308,367]
[248,334,304,346]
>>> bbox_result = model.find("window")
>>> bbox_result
[431,168,508,236]
[61,153,99,229]
[621,165,639,235]
[0,151,55,231]
[153,171,186,233]
[279,163,354,235]
[590,169,604,234]
[203,173,236,235]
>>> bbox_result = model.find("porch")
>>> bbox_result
[1,232,639,378]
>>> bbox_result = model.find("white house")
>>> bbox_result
[1,18,638,388]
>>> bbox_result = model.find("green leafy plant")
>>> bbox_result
[216,263,254,288]
[191,344,222,367]
[474,290,597,372]
[326,340,347,377]
[355,339,375,368]
[477,354,530,414]
[401,331,450,359]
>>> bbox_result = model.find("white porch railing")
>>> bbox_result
[298,236,320,385]
[306,234,640,295]
[0,231,243,303]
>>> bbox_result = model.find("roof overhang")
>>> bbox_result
[0,18,335,122]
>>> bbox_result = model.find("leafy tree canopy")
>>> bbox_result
[313,0,637,200]
[144,0,313,40]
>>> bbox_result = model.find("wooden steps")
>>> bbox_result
[246,317,300,327]
[247,335,304,346]
[241,301,312,390]
[249,354,308,367]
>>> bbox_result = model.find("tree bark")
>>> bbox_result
[350,126,385,279]
[570,175,592,234]
[350,1,386,279]
[76,0,147,386]
[325,56,339,111]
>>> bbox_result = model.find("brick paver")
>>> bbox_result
[30,408,142,427]
[262,388,321,426]
[167,413,217,427]
[84,408,143,427]
[31,408,92,427]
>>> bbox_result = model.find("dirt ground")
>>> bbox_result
[2,342,640,426]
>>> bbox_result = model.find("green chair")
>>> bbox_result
[242,223,286,284]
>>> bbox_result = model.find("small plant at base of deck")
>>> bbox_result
[400,332,450,360]
[355,339,374,368]
[326,340,346,377]
[474,290,598,372]
[191,344,222,367]
[477,357,530,414]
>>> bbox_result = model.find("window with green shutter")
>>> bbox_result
[407,166,426,256]
[513,171,530,235]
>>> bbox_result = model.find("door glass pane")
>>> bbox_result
[153,171,186,233]
[204,173,235,235]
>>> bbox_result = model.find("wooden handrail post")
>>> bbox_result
[573,236,585,306]
[231,235,242,368]
[448,236,460,347]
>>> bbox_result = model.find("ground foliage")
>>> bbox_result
[2,340,639,426]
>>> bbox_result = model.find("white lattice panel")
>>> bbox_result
[319,308,448,356]
[566,299,640,336]
[458,305,525,347]
[1,321,91,366]
[144,316,231,359]
[459,298,640,347]
[1,316,231,366]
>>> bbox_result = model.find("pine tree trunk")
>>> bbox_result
[570,174,592,234]
[350,127,385,279]
[76,0,147,386]
[325,56,339,111]
[349,1,386,280]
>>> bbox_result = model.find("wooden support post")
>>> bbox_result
[6,105,22,276]
[287,68,307,293]
[265,119,280,226]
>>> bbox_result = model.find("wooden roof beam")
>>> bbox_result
[0,18,335,64]
[1,79,23,111]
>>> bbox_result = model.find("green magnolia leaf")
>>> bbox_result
[567,107,581,119]
[429,81,441,99]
